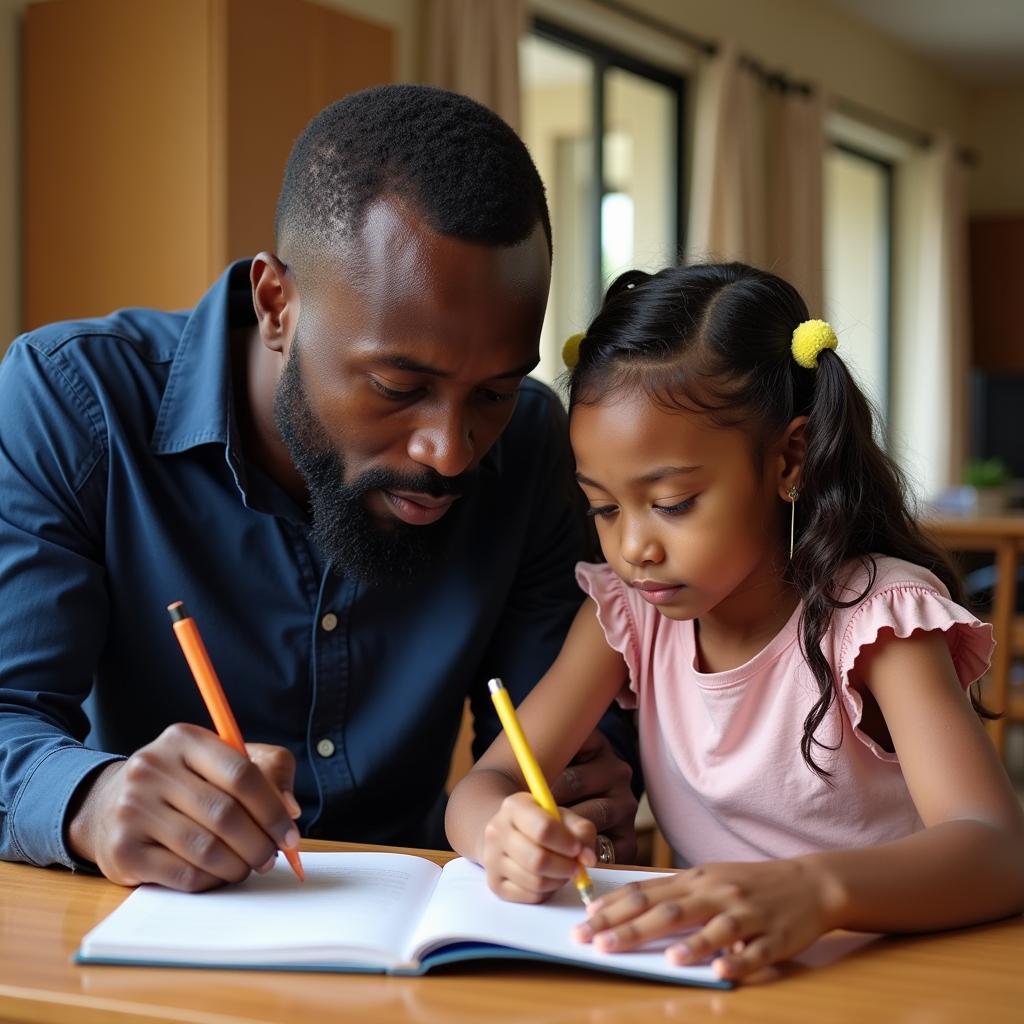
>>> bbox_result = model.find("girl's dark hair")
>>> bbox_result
[569,262,992,779]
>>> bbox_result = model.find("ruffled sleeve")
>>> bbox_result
[837,582,995,761]
[575,562,642,709]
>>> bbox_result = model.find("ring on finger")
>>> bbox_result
[596,835,615,864]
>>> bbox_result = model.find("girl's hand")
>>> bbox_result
[482,791,598,903]
[572,857,840,981]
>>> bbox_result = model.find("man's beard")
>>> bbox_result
[272,344,475,585]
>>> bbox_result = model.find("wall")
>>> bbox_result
[0,0,20,349]
[5,0,1012,347]
[969,82,1024,215]
[0,0,418,350]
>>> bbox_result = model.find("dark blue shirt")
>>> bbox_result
[0,262,628,869]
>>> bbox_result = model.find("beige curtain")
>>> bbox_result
[767,89,826,316]
[687,42,766,266]
[892,138,971,499]
[424,0,526,130]
[687,41,824,314]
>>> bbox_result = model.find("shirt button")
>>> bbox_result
[316,738,336,758]
[321,612,338,632]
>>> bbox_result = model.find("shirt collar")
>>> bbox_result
[150,260,253,455]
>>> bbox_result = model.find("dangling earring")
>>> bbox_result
[787,487,799,560]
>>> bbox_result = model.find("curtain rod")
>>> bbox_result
[832,95,977,166]
[585,0,977,165]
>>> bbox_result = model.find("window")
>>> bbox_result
[823,143,893,429]
[520,22,685,387]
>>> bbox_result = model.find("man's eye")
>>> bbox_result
[479,387,519,404]
[370,378,420,400]
[585,505,618,519]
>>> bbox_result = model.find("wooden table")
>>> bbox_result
[2,840,1022,1023]
[923,514,1024,756]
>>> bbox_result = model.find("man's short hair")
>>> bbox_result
[275,84,551,263]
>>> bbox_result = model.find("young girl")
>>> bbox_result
[445,262,1024,981]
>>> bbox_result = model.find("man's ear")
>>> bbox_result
[251,253,299,355]
[775,416,808,498]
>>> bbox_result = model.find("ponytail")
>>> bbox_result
[791,350,992,779]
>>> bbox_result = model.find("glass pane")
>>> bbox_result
[824,149,890,422]
[520,34,595,387]
[604,67,677,286]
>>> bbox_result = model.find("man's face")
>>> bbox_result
[273,198,550,584]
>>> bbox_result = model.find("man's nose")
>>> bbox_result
[407,408,475,478]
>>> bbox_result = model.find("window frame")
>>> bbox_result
[826,140,895,434]
[531,17,688,298]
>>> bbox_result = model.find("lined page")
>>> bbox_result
[407,858,718,984]
[80,852,442,966]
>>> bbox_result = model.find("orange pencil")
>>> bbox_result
[167,600,304,882]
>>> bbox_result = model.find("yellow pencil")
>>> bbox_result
[487,678,594,907]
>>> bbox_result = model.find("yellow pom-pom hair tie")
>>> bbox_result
[791,319,838,369]
[563,332,586,370]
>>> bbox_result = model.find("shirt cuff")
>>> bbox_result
[8,743,124,870]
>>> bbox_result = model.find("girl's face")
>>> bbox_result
[570,389,789,624]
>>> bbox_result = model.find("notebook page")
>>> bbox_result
[407,858,718,984]
[80,852,442,966]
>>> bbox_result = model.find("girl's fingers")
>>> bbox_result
[503,815,585,880]
[504,795,584,858]
[665,908,760,965]
[493,876,552,904]
[498,849,571,897]
[702,934,777,980]
[584,875,692,922]
[559,807,598,859]
[578,892,717,950]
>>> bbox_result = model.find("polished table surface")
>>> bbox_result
[2,840,1023,1023]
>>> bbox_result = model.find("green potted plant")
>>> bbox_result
[964,458,1011,516]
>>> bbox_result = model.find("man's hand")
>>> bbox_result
[550,728,637,865]
[66,723,301,891]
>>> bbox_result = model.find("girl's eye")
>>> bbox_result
[655,496,697,516]
[585,505,618,519]
[370,377,421,401]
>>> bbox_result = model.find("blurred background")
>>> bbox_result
[1,0,1023,830]
[3,0,1023,503]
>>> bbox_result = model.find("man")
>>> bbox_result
[0,85,636,890]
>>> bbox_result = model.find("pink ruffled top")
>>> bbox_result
[575,556,993,866]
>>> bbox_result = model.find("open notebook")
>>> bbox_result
[76,851,729,988]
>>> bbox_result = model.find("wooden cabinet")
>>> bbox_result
[22,0,393,329]
[970,215,1024,372]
